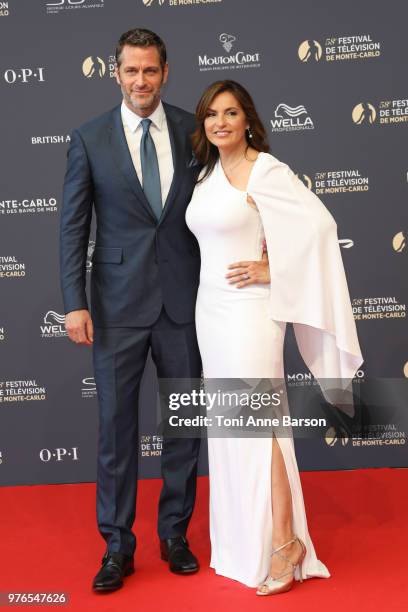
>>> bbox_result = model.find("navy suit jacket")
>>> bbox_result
[60,102,201,327]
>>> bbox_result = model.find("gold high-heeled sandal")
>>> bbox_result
[256,536,306,596]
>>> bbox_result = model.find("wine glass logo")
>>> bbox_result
[219,33,236,53]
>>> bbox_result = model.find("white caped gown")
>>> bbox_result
[185,152,363,587]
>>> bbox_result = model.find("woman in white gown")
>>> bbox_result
[185,80,363,595]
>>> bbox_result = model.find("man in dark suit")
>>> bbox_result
[60,29,201,592]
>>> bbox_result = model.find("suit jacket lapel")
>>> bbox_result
[109,105,157,222]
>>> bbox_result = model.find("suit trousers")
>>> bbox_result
[93,307,202,556]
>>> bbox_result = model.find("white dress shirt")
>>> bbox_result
[121,100,174,207]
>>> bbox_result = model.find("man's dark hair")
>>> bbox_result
[115,28,167,69]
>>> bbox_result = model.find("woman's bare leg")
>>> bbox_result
[257,436,304,590]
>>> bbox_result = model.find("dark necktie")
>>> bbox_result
[140,118,162,220]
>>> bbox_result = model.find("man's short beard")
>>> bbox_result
[128,93,155,110]
[121,85,161,113]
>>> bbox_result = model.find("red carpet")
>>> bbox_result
[1,469,407,611]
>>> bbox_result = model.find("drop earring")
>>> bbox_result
[246,126,253,139]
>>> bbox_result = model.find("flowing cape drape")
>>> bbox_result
[247,154,363,409]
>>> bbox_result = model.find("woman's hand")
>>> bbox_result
[226,242,270,288]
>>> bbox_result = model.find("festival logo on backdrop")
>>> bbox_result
[81,55,115,78]
[352,297,406,322]
[298,40,323,62]
[392,231,407,253]
[0,327,5,342]
[82,56,106,78]
[298,34,382,63]
[314,169,370,194]
[0,380,47,403]
[297,169,370,195]
[140,435,163,458]
[353,99,408,126]
[326,424,406,449]
[296,173,312,190]
[0,256,26,278]
[325,426,349,446]
[352,103,377,125]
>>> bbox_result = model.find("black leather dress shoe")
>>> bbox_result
[92,552,134,592]
[160,536,199,574]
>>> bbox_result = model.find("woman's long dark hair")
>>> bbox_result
[192,80,269,183]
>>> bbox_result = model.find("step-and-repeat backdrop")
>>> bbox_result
[0,0,407,485]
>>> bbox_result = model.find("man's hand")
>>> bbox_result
[65,309,94,345]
